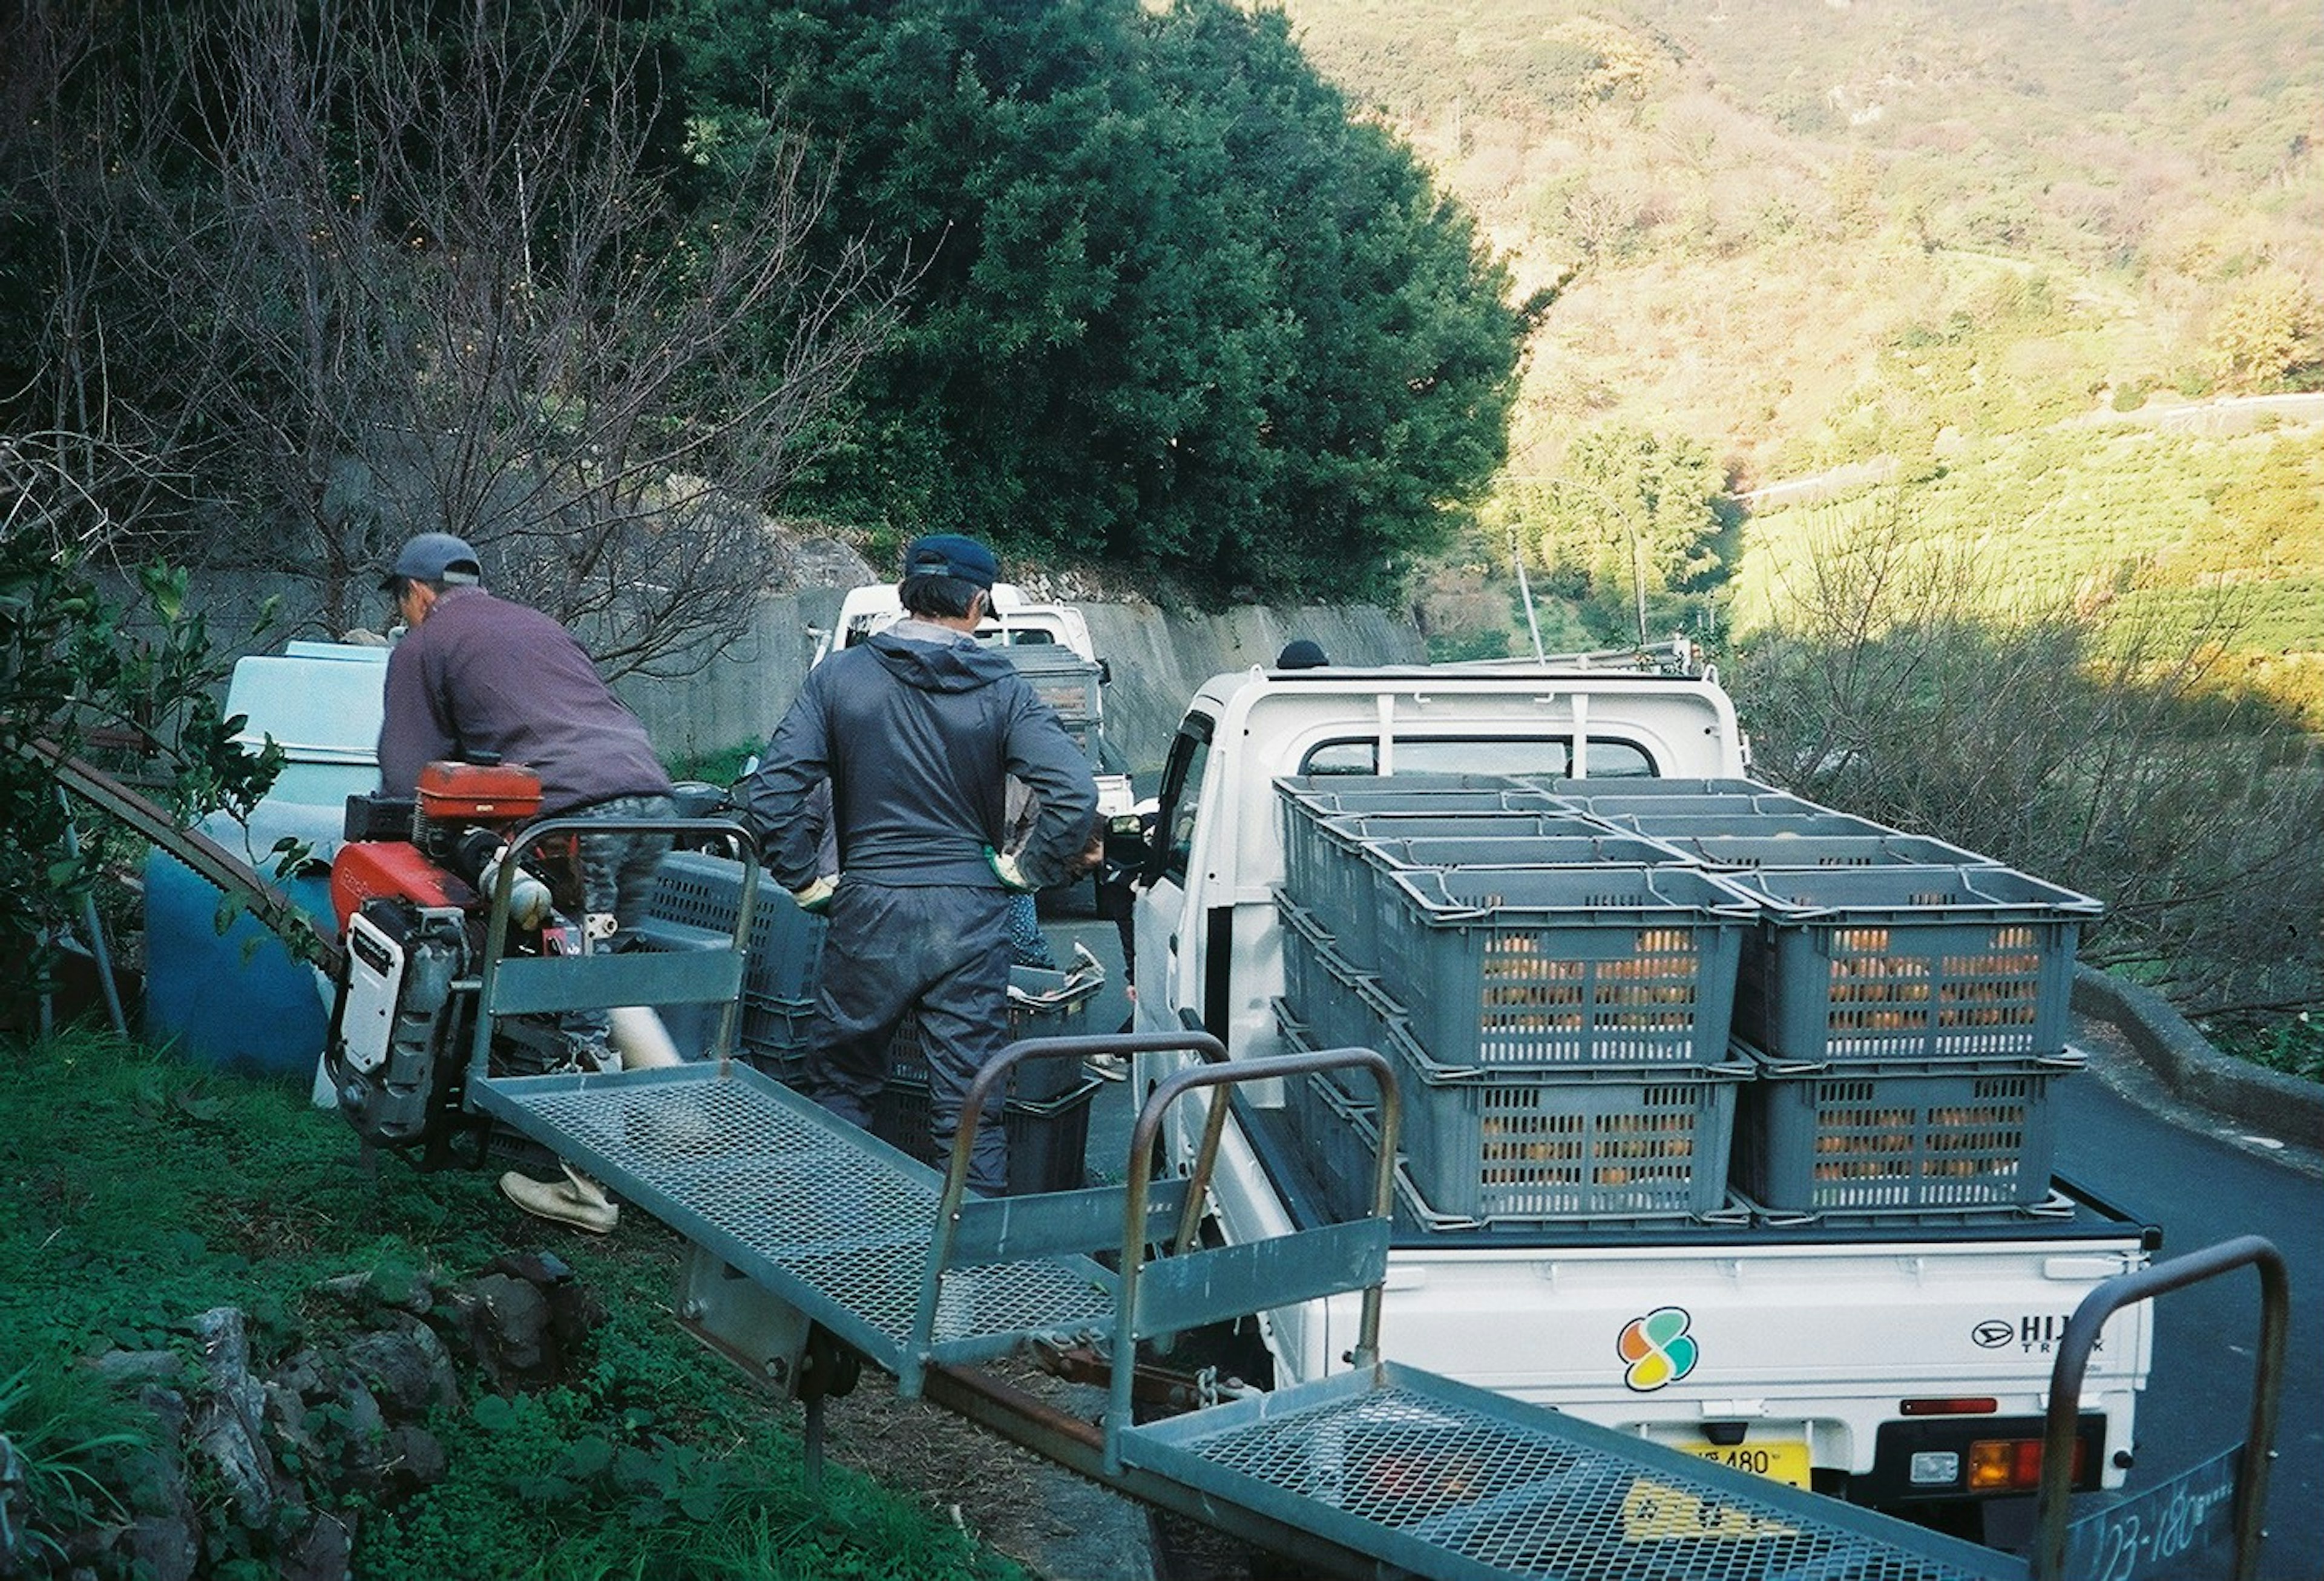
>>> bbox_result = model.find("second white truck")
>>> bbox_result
[1123,642,2157,1540]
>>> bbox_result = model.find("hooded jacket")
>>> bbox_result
[743,622,1098,892]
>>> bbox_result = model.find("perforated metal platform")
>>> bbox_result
[1124,1364,2023,1581]
[471,1055,2026,1581]
[468,1062,1117,1372]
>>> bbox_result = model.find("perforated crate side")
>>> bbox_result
[887,991,1086,1102]
[1732,1050,2070,1213]
[1273,1001,1384,1218]
[740,993,815,1067]
[1374,866,1750,1069]
[1276,895,1382,1065]
[645,851,825,1003]
[1384,1026,1745,1222]
[1308,825,1392,971]
[1728,865,2096,1063]
[872,1073,1097,1195]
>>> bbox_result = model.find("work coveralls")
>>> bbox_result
[740,620,1097,1194]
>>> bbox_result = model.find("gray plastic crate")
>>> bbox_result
[1653,831,1995,869]
[1286,811,1593,964]
[1276,894,1384,1060]
[1274,999,1393,1217]
[741,992,815,1069]
[1373,865,1754,1069]
[1583,809,1894,840]
[1547,776,1790,799]
[1278,774,1567,837]
[1374,1018,1748,1222]
[645,851,824,1004]
[1557,790,1828,822]
[1002,645,1103,726]
[1311,831,1690,971]
[1732,1043,2081,1214]
[872,1072,1098,1195]
[1721,865,2100,1062]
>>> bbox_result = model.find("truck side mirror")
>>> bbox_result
[1096,658,1112,686]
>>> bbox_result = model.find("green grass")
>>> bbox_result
[0,1026,1020,1581]
[2202,1013,2324,1085]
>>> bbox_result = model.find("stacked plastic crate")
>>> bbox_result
[1273,774,1758,1231]
[1551,779,2102,1226]
[636,849,824,1072]
[881,956,1108,1194]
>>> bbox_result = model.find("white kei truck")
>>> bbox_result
[1124,643,2158,1539]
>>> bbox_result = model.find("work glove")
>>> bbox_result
[983,845,1037,893]
[792,875,836,915]
[480,846,556,930]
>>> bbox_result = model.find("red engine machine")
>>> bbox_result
[323,761,579,1162]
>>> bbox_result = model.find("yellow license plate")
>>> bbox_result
[1669,1437,1813,1488]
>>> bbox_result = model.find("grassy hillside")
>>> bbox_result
[1272,0,2323,705]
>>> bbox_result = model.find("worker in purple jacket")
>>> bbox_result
[377,531,673,1231]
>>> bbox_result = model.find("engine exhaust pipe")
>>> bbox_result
[609,1004,685,1070]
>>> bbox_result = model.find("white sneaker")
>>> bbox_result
[499,1163,619,1233]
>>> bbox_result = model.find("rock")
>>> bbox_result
[124,1387,200,1581]
[281,1508,355,1581]
[315,1265,435,1318]
[450,1272,553,1385]
[345,1321,458,1420]
[88,1349,183,1387]
[188,1308,277,1530]
[443,1257,604,1391]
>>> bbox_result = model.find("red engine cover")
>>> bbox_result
[330,840,476,931]
[415,760,543,823]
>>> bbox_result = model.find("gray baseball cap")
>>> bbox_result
[381,532,482,589]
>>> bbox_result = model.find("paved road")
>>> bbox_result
[2049,1046,2323,1581]
[1041,912,2323,1579]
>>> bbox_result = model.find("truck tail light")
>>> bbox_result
[1966,1436,2086,1492]
[1898,1397,1999,1417]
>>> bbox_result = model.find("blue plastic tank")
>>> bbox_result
[141,642,389,1078]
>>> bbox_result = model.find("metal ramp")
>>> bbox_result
[467,1056,1126,1386]
[467,1018,2026,1581]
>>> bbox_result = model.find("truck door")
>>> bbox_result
[1132,710,1216,1035]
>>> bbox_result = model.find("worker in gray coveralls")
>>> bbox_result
[738,534,1099,1194]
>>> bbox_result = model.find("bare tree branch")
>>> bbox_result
[20,0,914,674]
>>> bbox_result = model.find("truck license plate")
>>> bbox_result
[1669,1438,1812,1488]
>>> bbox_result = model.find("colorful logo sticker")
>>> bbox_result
[1617,1306,1699,1392]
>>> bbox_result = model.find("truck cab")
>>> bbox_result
[815,581,1101,667]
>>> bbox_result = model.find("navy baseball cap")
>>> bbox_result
[382,532,482,588]
[901,532,999,589]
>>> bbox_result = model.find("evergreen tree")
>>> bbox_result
[659,0,1540,600]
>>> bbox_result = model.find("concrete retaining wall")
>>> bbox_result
[615,597,1425,780]
[2074,965,2324,1154]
